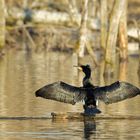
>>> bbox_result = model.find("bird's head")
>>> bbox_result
[74,64,91,76]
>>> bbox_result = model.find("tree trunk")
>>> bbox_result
[75,0,89,57]
[104,0,126,75]
[118,0,128,61]
[100,0,107,50]
[119,62,127,81]
[0,0,5,51]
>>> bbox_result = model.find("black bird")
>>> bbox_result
[35,65,140,115]
[74,65,101,115]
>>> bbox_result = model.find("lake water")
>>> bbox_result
[0,49,140,140]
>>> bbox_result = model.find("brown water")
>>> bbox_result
[0,49,140,140]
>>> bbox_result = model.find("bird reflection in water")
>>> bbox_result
[84,119,97,139]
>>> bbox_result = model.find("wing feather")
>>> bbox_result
[94,81,140,104]
[35,81,86,105]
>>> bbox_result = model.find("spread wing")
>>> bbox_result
[94,81,140,104]
[35,81,86,105]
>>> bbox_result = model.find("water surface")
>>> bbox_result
[0,49,140,140]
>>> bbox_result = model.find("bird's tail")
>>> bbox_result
[84,107,101,116]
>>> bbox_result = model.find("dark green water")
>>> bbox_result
[0,49,139,140]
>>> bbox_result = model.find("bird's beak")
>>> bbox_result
[73,65,82,71]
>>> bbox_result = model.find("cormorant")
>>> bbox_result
[74,65,101,115]
[35,65,140,116]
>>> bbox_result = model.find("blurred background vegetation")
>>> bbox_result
[0,0,140,74]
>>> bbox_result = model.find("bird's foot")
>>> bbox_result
[84,106,101,116]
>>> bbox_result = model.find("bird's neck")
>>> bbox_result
[83,72,92,87]
[84,71,91,79]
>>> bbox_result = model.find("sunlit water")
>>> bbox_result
[0,49,140,140]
